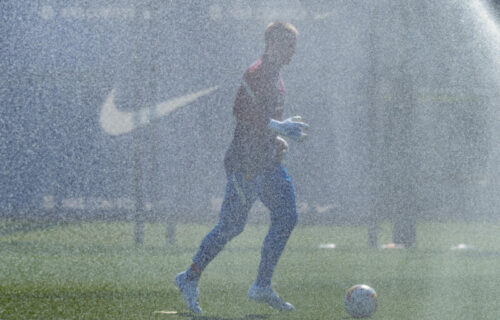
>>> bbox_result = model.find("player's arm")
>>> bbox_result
[234,74,309,141]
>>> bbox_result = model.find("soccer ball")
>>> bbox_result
[345,284,377,318]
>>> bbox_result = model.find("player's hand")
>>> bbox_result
[275,136,289,161]
[268,116,309,142]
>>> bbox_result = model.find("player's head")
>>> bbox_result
[264,22,298,66]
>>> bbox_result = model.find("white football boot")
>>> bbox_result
[174,272,202,314]
[248,283,295,311]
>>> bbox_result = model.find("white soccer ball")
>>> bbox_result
[345,284,377,318]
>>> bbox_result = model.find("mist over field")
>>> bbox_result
[2,0,500,239]
[2,1,500,319]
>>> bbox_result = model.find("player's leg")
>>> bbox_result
[192,173,258,271]
[257,166,298,287]
[175,173,257,313]
[248,165,297,311]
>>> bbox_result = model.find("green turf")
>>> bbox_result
[1,220,500,319]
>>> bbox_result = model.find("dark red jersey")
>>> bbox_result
[224,56,286,175]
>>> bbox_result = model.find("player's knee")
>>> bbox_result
[274,209,298,233]
[228,224,246,239]
[216,222,245,241]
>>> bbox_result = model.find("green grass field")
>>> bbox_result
[2,220,500,319]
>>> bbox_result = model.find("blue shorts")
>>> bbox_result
[221,165,297,226]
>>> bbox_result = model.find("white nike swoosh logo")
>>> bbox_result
[99,86,219,135]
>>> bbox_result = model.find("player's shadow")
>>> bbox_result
[176,313,270,320]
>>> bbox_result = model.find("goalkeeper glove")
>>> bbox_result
[268,116,309,142]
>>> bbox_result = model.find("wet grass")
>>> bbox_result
[1,220,500,319]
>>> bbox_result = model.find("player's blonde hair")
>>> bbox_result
[264,22,298,51]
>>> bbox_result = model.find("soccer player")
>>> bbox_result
[175,21,308,314]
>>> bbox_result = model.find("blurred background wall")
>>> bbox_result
[1,1,499,236]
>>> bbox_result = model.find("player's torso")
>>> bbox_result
[245,58,285,119]
[225,58,286,174]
